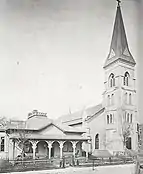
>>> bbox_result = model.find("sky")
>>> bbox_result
[0,0,139,120]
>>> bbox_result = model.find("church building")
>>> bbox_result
[57,1,138,154]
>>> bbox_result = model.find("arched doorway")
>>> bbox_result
[23,141,33,154]
[37,141,48,158]
[51,141,60,158]
[75,141,82,157]
[95,134,99,149]
[63,141,73,156]
[126,137,132,149]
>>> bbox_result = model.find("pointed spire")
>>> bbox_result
[103,1,136,68]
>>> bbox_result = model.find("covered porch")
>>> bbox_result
[10,134,89,160]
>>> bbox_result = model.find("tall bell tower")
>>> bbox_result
[103,1,138,152]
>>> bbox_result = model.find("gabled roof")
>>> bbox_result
[85,104,103,117]
[85,106,105,122]
[56,110,83,124]
[56,103,104,125]
[39,122,85,133]
[6,121,85,134]
[104,3,136,68]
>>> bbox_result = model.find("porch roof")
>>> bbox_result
[9,133,89,141]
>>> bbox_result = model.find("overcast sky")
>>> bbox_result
[0,0,139,120]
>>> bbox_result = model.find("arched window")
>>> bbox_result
[109,74,115,88]
[126,137,132,149]
[127,113,130,123]
[124,72,130,86]
[95,134,99,149]
[110,114,113,123]
[107,95,110,106]
[124,112,127,122]
[111,94,114,105]
[125,92,128,104]
[129,93,132,105]
[107,115,110,124]
[130,114,133,123]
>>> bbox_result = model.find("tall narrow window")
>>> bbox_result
[125,92,128,104]
[111,94,114,105]
[110,114,113,123]
[127,113,130,123]
[130,114,133,123]
[124,72,130,86]
[107,115,110,124]
[129,93,132,105]
[109,74,115,88]
[107,95,110,106]
[124,112,127,122]
[0,137,4,152]
[126,137,132,149]
[95,134,99,149]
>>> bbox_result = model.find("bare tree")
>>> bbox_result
[120,122,132,150]
[0,116,9,128]
[10,129,31,164]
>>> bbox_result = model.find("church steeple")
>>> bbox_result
[103,1,136,68]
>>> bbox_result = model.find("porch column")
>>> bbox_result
[59,141,64,159]
[48,142,52,159]
[72,141,77,158]
[13,140,15,160]
[32,143,37,161]
[86,151,88,161]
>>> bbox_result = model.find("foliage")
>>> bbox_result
[121,123,132,147]
[11,129,31,162]
[0,159,13,170]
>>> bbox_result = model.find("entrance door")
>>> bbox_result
[126,137,132,149]
[51,147,54,157]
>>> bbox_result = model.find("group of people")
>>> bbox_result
[60,150,80,168]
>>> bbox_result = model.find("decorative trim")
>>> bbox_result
[108,49,115,59]
[123,47,130,56]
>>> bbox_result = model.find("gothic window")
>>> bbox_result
[109,73,115,88]
[107,115,110,124]
[130,114,133,123]
[107,114,114,124]
[111,94,114,105]
[129,93,132,105]
[0,137,4,152]
[124,72,130,86]
[125,92,128,104]
[107,95,110,106]
[95,134,99,149]
[110,114,113,123]
[124,112,127,122]
[127,113,130,123]
[126,137,132,149]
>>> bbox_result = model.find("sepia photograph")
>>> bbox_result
[0,0,142,173]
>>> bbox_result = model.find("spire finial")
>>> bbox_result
[117,0,121,7]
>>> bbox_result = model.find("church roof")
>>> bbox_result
[56,110,83,124]
[104,3,136,68]
[85,104,103,117]
[56,103,104,125]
